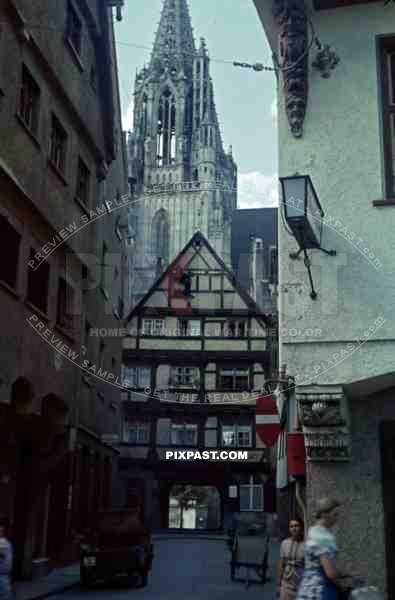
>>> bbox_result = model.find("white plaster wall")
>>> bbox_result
[275,3,395,386]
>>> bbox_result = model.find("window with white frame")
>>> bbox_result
[221,425,252,448]
[178,318,201,337]
[219,368,249,391]
[121,366,151,388]
[170,367,199,387]
[240,476,264,511]
[141,319,165,336]
[125,422,150,444]
[170,423,198,446]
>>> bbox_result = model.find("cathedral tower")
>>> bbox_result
[127,0,237,303]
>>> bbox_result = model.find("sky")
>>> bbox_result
[114,0,278,209]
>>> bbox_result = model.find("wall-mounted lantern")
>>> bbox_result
[107,0,124,21]
[279,174,336,299]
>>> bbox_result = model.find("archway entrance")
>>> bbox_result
[168,485,221,530]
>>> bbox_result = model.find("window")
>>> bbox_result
[99,340,105,368]
[50,114,67,173]
[0,216,21,288]
[115,214,123,241]
[126,422,150,444]
[178,319,201,337]
[219,368,249,391]
[27,248,49,313]
[76,158,90,206]
[141,319,165,336]
[204,417,217,448]
[83,320,91,355]
[90,65,96,91]
[121,366,151,388]
[170,423,198,446]
[56,277,75,331]
[240,476,264,511]
[152,209,169,262]
[19,65,40,135]
[100,242,107,292]
[380,37,395,197]
[118,296,124,319]
[224,320,246,338]
[170,367,199,387]
[221,425,252,448]
[157,88,176,167]
[269,246,278,284]
[66,2,82,55]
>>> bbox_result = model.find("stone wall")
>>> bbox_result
[306,388,395,597]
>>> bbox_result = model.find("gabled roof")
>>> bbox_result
[126,230,271,324]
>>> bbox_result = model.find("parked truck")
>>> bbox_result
[79,509,153,588]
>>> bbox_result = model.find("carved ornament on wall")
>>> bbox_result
[304,431,351,461]
[296,391,351,462]
[273,0,308,138]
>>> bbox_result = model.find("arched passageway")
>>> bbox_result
[168,485,221,530]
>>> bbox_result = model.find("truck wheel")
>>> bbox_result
[80,569,92,589]
[128,574,139,587]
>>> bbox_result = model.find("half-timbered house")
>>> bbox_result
[118,231,276,529]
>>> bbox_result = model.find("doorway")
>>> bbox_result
[168,485,221,530]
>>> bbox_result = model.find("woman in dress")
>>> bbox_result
[297,497,342,600]
[0,516,12,600]
[277,517,305,600]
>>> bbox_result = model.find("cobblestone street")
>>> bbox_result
[52,537,278,600]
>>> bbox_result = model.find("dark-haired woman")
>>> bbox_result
[277,518,305,600]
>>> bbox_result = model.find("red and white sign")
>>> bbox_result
[255,394,281,447]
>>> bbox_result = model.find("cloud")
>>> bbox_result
[271,97,278,122]
[238,172,278,209]
[122,99,135,131]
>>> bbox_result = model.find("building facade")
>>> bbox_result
[118,231,276,530]
[0,0,128,579]
[254,0,395,596]
[126,0,237,305]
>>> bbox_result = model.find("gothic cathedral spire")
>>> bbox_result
[150,0,195,74]
[127,0,237,306]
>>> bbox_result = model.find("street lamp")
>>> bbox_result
[279,174,336,299]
